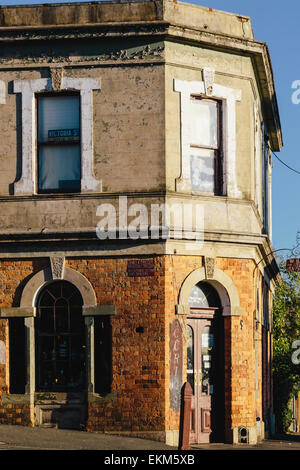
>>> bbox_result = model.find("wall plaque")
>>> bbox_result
[170,319,183,412]
[127,259,155,277]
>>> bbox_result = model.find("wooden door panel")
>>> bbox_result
[187,317,214,444]
[201,408,211,433]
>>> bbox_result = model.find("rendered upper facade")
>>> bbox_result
[0,0,282,445]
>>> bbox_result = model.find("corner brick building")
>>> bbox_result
[0,0,282,445]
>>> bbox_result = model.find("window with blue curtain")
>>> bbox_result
[37,94,81,193]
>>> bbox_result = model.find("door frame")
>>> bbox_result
[187,307,225,444]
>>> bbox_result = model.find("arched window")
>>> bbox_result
[188,281,221,308]
[35,280,86,392]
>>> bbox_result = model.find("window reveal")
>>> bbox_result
[37,94,81,193]
[189,97,223,195]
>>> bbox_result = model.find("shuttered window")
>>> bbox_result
[37,94,81,193]
[189,97,223,195]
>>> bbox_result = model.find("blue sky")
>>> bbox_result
[181,1,300,255]
[1,0,299,253]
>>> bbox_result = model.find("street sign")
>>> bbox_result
[48,128,80,141]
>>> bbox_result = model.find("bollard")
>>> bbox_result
[178,381,193,450]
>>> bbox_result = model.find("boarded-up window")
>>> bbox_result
[9,318,26,394]
[37,94,81,193]
[189,97,223,195]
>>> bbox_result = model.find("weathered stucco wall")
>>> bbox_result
[93,64,165,193]
[0,0,253,41]
[0,1,158,27]
[0,62,165,195]
[0,0,280,244]
[165,41,264,235]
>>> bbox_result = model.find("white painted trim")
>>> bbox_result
[62,77,101,192]
[13,79,49,194]
[254,102,261,208]
[174,78,242,198]
[0,80,6,104]
[20,265,97,308]
[13,77,101,195]
[177,266,242,317]
[268,151,272,242]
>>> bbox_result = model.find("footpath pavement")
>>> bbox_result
[0,424,175,450]
[0,424,300,451]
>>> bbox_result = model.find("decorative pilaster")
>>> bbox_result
[84,316,95,393]
[24,317,35,395]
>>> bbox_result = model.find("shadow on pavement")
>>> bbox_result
[271,432,300,442]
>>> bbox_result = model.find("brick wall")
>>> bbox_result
[163,255,261,434]
[67,257,167,433]
[0,319,8,394]
[0,400,31,426]
[0,254,271,440]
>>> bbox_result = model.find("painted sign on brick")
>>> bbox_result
[170,319,183,412]
[127,259,155,277]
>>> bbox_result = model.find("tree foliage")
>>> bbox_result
[273,262,300,432]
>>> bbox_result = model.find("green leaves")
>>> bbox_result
[273,263,300,431]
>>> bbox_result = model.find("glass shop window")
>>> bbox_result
[186,324,194,392]
[37,94,81,193]
[36,281,86,392]
[201,325,214,396]
[189,97,223,195]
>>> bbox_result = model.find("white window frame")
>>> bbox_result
[174,75,242,198]
[261,122,270,235]
[13,77,101,195]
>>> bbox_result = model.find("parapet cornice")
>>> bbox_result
[0,20,169,41]
[0,9,282,150]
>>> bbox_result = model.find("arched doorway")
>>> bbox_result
[35,280,86,392]
[186,282,225,443]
